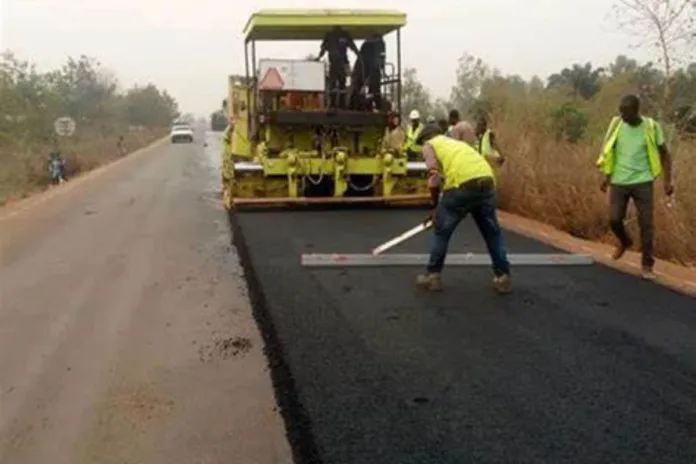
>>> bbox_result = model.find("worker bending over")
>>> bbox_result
[402,110,424,160]
[317,26,359,109]
[416,122,512,294]
[475,115,505,166]
[596,94,674,279]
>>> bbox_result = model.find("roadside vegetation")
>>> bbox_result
[401,0,696,265]
[0,51,179,205]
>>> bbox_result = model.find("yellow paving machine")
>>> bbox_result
[221,9,430,210]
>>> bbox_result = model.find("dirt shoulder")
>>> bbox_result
[498,210,696,297]
[0,139,291,464]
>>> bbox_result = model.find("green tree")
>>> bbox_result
[449,53,493,115]
[547,62,605,100]
[612,0,696,115]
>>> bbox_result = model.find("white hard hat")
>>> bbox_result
[409,109,420,120]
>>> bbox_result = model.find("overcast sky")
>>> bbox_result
[1,0,653,116]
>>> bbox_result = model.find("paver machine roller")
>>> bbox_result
[221,9,430,210]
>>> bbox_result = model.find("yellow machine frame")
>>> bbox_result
[221,9,430,209]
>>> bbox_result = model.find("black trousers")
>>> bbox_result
[609,181,655,268]
[328,61,347,109]
[349,64,381,110]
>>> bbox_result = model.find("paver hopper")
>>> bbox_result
[220,9,430,210]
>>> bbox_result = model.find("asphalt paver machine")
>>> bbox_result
[221,8,430,210]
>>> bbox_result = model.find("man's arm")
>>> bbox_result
[655,122,673,192]
[344,32,359,55]
[317,36,328,59]
[422,143,442,205]
[488,132,499,153]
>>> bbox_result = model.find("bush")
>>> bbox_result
[0,51,178,204]
[405,53,696,265]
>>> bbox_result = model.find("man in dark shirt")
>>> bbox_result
[349,32,386,111]
[317,26,359,109]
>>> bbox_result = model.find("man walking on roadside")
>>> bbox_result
[596,94,674,280]
[416,122,512,294]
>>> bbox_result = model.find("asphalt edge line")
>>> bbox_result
[498,211,696,298]
[227,210,324,464]
[0,135,168,221]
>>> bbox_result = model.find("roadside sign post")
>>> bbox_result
[53,116,76,137]
[51,116,76,184]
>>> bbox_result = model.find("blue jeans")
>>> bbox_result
[426,181,511,276]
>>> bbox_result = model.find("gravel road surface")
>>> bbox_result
[0,131,291,464]
[234,209,696,464]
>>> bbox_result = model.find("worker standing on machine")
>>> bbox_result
[317,26,359,109]
[416,122,512,294]
[349,32,386,111]
[402,110,424,159]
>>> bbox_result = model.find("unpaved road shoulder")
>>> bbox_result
[0,135,291,464]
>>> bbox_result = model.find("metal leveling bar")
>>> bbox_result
[372,221,432,255]
[301,253,595,267]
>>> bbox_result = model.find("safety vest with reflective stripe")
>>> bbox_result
[428,135,495,190]
[403,123,424,152]
[596,116,662,177]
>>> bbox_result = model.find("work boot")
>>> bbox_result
[641,266,656,280]
[612,239,633,260]
[493,274,512,295]
[415,272,443,292]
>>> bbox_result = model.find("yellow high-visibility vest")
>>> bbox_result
[596,116,662,177]
[403,123,424,152]
[428,135,495,190]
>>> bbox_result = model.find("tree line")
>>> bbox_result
[401,0,695,140]
[0,51,180,148]
[401,54,696,140]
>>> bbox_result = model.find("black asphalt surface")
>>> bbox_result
[231,209,696,464]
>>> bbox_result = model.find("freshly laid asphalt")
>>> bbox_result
[232,209,696,464]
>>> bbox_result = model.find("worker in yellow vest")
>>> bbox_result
[596,94,674,279]
[474,115,505,166]
[416,122,512,294]
[402,109,424,159]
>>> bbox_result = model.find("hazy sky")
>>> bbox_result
[1,0,654,116]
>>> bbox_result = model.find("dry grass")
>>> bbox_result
[0,128,166,205]
[494,118,696,266]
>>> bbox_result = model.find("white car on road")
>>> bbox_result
[170,124,194,143]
